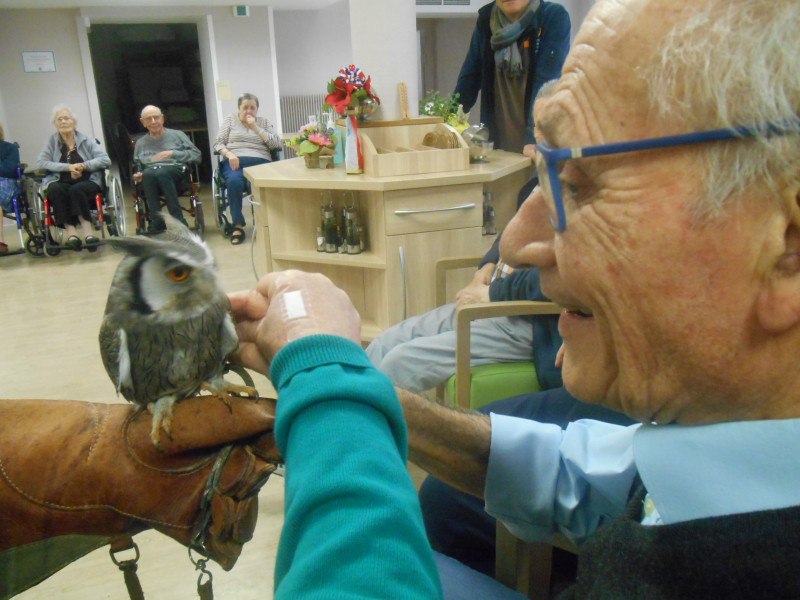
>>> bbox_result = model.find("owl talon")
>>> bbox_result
[149,395,177,450]
[202,380,257,399]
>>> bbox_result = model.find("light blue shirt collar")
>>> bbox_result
[633,418,800,524]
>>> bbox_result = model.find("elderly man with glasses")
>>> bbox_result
[228,0,800,597]
[133,105,201,233]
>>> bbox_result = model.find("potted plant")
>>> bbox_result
[288,123,337,168]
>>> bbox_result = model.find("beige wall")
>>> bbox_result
[0,9,97,166]
[273,0,352,97]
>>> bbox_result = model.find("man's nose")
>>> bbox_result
[499,185,556,269]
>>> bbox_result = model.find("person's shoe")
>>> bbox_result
[0,242,8,255]
[146,222,167,235]
[65,235,82,251]
[230,226,246,245]
[85,235,100,253]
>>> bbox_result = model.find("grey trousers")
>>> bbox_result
[365,302,535,393]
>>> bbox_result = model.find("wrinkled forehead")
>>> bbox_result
[534,0,680,147]
[141,109,163,119]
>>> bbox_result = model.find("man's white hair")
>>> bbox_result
[646,0,800,217]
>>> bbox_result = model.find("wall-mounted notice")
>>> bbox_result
[22,51,56,73]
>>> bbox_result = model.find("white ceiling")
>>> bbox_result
[0,0,340,9]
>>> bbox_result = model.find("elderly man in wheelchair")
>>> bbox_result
[133,105,201,234]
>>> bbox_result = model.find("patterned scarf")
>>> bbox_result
[490,0,541,77]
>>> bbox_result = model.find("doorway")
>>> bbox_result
[88,23,211,183]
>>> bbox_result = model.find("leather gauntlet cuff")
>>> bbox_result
[0,396,281,570]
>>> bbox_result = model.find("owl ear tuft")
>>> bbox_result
[108,236,162,257]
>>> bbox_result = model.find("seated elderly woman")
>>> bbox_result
[0,121,20,255]
[37,105,110,252]
[213,92,281,245]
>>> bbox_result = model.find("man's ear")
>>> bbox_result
[757,183,800,333]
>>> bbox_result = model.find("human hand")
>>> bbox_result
[454,263,494,307]
[522,144,536,159]
[152,150,174,162]
[455,282,491,307]
[244,114,258,130]
[229,270,361,375]
[68,163,84,179]
[227,151,240,171]
[133,171,143,183]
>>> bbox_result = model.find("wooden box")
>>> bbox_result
[358,121,470,177]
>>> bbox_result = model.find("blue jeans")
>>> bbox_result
[220,156,269,226]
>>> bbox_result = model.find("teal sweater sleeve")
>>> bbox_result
[270,335,443,600]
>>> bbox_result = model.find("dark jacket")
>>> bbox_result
[0,140,20,179]
[454,0,571,147]
[488,267,563,391]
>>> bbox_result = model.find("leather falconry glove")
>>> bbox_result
[0,394,281,570]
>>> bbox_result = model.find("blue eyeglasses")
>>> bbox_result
[534,119,800,232]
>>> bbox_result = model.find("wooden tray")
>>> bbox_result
[359,122,469,177]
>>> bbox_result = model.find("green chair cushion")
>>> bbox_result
[445,362,542,411]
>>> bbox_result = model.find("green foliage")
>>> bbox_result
[298,140,321,155]
[419,90,462,119]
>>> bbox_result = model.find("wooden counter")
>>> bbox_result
[245,150,532,342]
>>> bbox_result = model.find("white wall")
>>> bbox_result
[0,9,99,166]
[434,17,477,99]
[205,5,279,142]
[273,0,352,97]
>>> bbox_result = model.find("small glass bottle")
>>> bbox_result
[316,225,325,252]
[345,205,361,254]
[321,192,338,253]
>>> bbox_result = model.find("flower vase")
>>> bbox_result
[303,152,320,169]
[344,110,363,174]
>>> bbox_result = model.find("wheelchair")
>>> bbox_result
[131,163,204,239]
[25,168,126,257]
[212,150,279,239]
[1,149,37,258]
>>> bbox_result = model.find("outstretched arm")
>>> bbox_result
[230,271,443,599]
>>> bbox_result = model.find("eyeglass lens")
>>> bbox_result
[533,147,563,231]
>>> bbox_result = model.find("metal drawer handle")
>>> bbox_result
[394,203,476,215]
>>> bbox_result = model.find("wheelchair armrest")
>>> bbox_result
[453,300,562,409]
[434,255,486,306]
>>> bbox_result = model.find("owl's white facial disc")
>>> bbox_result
[138,257,192,312]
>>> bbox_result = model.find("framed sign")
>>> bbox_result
[22,51,56,73]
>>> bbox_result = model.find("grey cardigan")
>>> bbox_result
[37,131,110,192]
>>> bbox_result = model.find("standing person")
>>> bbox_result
[133,105,201,233]
[0,121,20,254]
[213,93,281,245]
[455,0,570,156]
[37,106,110,252]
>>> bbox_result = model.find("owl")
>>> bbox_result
[99,216,253,448]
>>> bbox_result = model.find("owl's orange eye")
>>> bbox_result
[167,265,192,281]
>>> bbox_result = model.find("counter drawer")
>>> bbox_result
[384,183,483,236]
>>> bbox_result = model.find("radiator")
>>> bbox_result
[279,94,328,158]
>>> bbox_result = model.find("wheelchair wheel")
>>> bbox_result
[193,203,205,239]
[105,175,126,237]
[212,173,230,236]
[25,235,45,257]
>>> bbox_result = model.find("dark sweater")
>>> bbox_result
[560,504,800,599]
[0,140,20,179]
